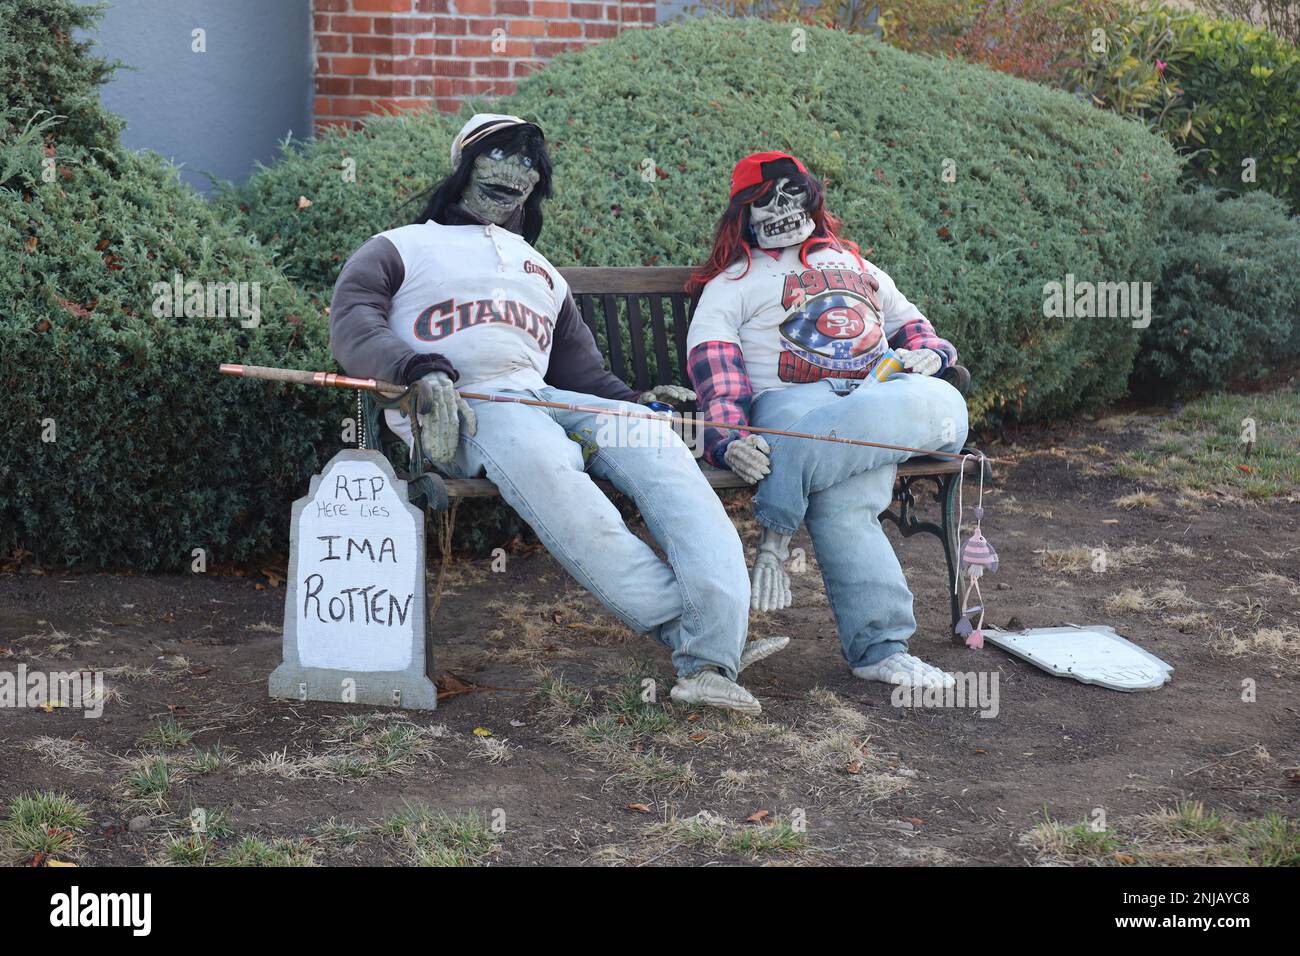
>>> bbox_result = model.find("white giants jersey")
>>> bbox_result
[376,220,569,443]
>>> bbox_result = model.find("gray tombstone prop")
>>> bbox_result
[269,449,436,710]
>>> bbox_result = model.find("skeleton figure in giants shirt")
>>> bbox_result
[328,116,787,714]
[686,152,969,690]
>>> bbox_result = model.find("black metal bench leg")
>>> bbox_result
[939,471,964,642]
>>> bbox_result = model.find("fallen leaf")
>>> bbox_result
[1114,852,1136,865]
[46,859,77,867]
[297,195,313,209]
[902,816,924,826]
[745,809,770,825]
[1236,464,1254,474]
[846,760,862,775]
[626,803,652,814]
[688,732,708,742]
[472,727,492,737]
[437,674,475,699]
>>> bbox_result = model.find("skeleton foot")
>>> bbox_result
[852,652,955,689]
[750,528,793,612]
[738,635,790,673]
[671,669,762,716]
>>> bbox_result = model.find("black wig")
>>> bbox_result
[408,123,553,244]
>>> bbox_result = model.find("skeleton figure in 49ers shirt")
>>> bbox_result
[687,152,968,690]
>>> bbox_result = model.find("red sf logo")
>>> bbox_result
[816,304,868,339]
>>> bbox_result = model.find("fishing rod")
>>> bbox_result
[219,363,988,463]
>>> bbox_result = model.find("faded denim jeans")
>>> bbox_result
[438,387,752,679]
[751,373,969,668]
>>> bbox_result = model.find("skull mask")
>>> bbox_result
[749,177,815,249]
[461,146,541,226]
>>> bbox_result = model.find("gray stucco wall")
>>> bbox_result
[77,0,313,194]
[657,0,695,21]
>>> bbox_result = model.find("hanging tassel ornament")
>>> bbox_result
[955,456,997,649]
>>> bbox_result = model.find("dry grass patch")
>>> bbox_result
[1114,491,1160,510]
[1256,571,1300,597]
[644,809,809,862]
[1037,542,1159,575]
[791,688,912,803]
[469,736,514,764]
[376,802,499,866]
[25,736,103,775]
[1216,624,1300,669]
[1104,582,1200,616]
[487,593,632,664]
[534,664,699,795]
[219,835,318,867]
[242,714,448,781]
[1024,802,1298,867]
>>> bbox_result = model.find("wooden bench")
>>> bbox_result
[359,266,990,641]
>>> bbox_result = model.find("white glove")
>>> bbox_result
[638,384,695,406]
[750,529,792,612]
[723,434,771,484]
[415,371,477,463]
[894,348,943,377]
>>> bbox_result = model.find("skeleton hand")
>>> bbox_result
[751,529,792,612]
[894,348,943,377]
[415,371,477,463]
[724,434,771,484]
[638,384,695,407]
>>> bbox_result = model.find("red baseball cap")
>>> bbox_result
[730,151,809,198]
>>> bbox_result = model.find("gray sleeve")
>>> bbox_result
[329,235,456,386]
[543,292,640,403]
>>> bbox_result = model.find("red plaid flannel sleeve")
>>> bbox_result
[687,340,754,469]
[887,315,958,370]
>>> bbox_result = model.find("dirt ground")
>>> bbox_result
[2,403,1298,866]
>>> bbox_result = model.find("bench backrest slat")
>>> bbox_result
[646,296,674,387]
[576,292,599,339]
[625,296,651,388]
[560,267,696,391]
[669,295,692,386]
[600,292,628,384]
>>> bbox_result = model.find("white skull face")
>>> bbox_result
[749,177,815,249]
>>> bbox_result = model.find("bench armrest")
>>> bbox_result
[940,364,971,397]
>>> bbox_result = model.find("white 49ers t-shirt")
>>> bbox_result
[687,245,927,394]
[376,220,569,443]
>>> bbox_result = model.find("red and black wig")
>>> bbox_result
[686,159,863,297]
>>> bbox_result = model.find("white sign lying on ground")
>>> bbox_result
[269,449,436,709]
[983,624,1172,691]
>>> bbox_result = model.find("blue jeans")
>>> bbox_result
[751,374,969,668]
[441,387,751,679]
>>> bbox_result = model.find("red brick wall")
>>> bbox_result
[313,0,657,129]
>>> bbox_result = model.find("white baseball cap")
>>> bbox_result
[449,113,541,169]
